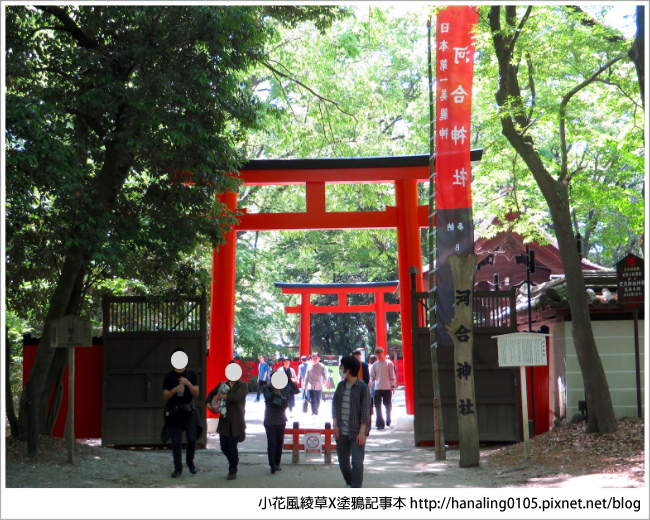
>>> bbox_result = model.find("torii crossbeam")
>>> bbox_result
[274,281,401,358]
[209,151,483,415]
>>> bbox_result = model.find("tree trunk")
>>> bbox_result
[488,6,617,434]
[17,247,86,440]
[544,186,617,433]
[42,266,86,434]
[17,140,131,447]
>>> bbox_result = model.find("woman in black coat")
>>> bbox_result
[262,371,293,474]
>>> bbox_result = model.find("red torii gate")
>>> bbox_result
[208,152,482,414]
[273,281,401,358]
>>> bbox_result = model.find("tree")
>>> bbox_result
[485,5,643,433]
[5,5,343,444]
[235,4,642,363]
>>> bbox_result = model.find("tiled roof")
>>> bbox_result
[515,270,621,317]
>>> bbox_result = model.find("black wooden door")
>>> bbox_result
[102,296,207,447]
[412,290,521,445]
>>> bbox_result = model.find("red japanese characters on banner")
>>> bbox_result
[435,6,478,210]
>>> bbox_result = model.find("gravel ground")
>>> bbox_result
[5,391,645,489]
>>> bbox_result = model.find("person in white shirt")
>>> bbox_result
[304,352,327,415]
[369,347,395,429]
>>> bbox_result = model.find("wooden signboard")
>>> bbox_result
[49,315,93,464]
[446,253,479,468]
[616,254,644,306]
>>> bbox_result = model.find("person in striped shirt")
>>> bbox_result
[332,355,370,488]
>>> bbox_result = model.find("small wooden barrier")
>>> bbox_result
[283,421,333,464]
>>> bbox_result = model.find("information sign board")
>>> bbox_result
[49,315,92,348]
[616,254,644,306]
[496,333,548,367]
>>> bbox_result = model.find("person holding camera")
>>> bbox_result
[161,348,202,478]
[207,361,248,480]
[262,371,292,474]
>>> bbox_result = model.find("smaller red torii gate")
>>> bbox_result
[274,281,401,358]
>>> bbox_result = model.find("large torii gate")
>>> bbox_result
[208,152,482,414]
[274,280,401,357]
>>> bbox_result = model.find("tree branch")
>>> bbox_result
[381,117,403,134]
[35,6,100,50]
[34,66,72,80]
[525,52,536,120]
[65,107,106,138]
[558,55,625,181]
[510,6,533,51]
[593,77,643,109]
[262,60,357,121]
[29,26,64,38]
[563,6,626,43]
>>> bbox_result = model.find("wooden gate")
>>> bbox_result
[102,296,207,447]
[412,289,521,445]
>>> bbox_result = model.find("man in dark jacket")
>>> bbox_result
[161,348,203,478]
[332,355,371,488]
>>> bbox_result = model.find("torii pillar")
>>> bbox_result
[274,282,400,361]
[208,191,237,402]
[206,152,482,419]
[396,179,424,414]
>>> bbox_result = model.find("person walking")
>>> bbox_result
[281,356,298,414]
[161,348,203,478]
[304,351,327,415]
[262,371,292,473]
[255,355,270,402]
[352,349,370,384]
[332,355,370,488]
[369,347,395,429]
[367,353,377,424]
[207,361,247,480]
[387,354,399,387]
[299,355,311,413]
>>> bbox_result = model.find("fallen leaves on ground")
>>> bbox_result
[484,417,645,483]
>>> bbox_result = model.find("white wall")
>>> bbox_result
[565,320,645,419]
[546,320,567,427]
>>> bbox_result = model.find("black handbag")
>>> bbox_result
[288,380,300,395]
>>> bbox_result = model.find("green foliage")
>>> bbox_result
[261,6,350,34]
[6,6,280,332]
[5,4,643,361]
[247,5,430,159]
[5,311,31,408]
[231,5,644,355]
[472,6,644,263]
